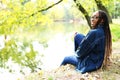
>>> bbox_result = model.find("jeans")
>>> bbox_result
[61,33,85,66]
[74,33,85,51]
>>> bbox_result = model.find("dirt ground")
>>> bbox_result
[24,41,120,80]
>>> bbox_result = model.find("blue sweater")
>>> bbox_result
[76,25,105,73]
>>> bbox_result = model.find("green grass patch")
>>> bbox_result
[110,23,120,42]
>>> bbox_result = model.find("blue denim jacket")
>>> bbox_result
[76,25,105,73]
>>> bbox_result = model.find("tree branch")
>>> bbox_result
[30,0,63,17]
[73,0,91,28]
[94,0,112,23]
[18,0,63,24]
[0,0,64,26]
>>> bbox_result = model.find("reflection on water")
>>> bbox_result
[0,32,75,80]
[0,21,88,79]
[39,21,88,70]
[40,32,75,70]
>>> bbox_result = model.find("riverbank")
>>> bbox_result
[23,41,120,80]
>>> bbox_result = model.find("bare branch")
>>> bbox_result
[0,0,64,26]
[18,0,63,23]
[30,0,63,17]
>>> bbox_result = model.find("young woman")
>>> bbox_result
[60,10,112,74]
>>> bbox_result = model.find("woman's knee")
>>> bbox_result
[74,33,85,42]
[61,55,78,66]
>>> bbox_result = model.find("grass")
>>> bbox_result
[110,23,120,42]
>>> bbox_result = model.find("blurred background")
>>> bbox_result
[0,0,120,79]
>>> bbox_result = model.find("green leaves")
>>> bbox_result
[0,37,41,72]
[0,2,51,70]
[0,0,50,35]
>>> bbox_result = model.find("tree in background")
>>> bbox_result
[0,0,119,73]
[0,0,63,73]
[94,0,112,23]
[73,0,113,28]
[73,0,91,28]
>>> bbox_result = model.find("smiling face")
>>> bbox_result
[90,11,101,29]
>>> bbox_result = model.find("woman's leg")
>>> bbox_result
[60,55,78,66]
[74,33,85,51]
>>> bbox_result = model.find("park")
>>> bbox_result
[0,0,120,80]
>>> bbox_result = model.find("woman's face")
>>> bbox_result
[90,11,100,28]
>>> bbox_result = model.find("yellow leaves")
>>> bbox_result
[24,1,36,13]
[17,78,20,80]
[38,70,44,76]
[0,0,54,35]
[0,10,10,23]
[1,0,10,5]
[63,0,69,3]
[25,45,36,60]
[36,0,48,9]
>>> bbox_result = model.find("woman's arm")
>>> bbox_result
[76,30,96,58]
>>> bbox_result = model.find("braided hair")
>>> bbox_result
[98,10,112,69]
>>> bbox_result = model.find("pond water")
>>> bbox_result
[38,32,75,70]
[0,21,88,80]
[35,21,88,70]
[0,33,75,80]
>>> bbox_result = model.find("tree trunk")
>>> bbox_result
[94,0,112,23]
[73,0,91,28]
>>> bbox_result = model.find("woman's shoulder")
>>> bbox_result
[88,29,98,35]
[91,27,104,33]
[88,27,104,37]
[85,29,97,38]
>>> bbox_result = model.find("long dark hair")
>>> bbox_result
[98,10,112,69]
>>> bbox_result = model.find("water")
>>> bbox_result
[40,32,75,70]
[0,32,75,80]
[0,69,24,80]
[0,21,88,80]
